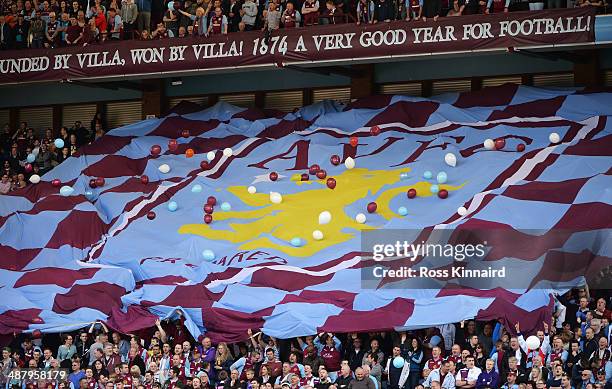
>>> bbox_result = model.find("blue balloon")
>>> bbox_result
[27,153,35,163]
[202,249,215,261]
[54,138,64,149]
[423,170,432,180]
[437,171,448,184]
[191,184,203,193]
[430,184,439,194]
[397,206,408,216]
[167,201,178,212]
[399,172,409,181]
[59,185,74,197]
[290,237,303,247]
[430,335,442,347]
[84,190,95,201]
[220,202,231,211]
[167,1,174,9]
[393,356,405,369]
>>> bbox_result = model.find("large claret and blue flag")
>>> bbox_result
[1,84,611,342]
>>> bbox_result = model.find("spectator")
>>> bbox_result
[65,16,82,44]
[319,0,342,24]
[82,16,99,43]
[240,0,257,30]
[0,14,15,49]
[120,0,138,38]
[178,6,207,35]
[135,0,151,31]
[372,0,392,22]
[0,173,11,194]
[107,7,123,39]
[348,367,375,389]
[44,11,60,46]
[69,0,81,17]
[356,0,372,24]
[208,6,227,34]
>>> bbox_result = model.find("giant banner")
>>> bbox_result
[0,8,596,84]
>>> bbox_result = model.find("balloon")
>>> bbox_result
[370,125,381,136]
[300,173,309,181]
[270,192,283,204]
[457,206,467,216]
[367,202,377,213]
[326,178,336,190]
[207,196,217,205]
[423,171,433,179]
[438,189,448,199]
[330,155,341,166]
[84,190,95,200]
[29,174,40,184]
[168,139,178,152]
[200,161,210,170]
[223,148,233,157]
[393,357,405,369]
[436,171,447,184]
[430,335,442,347]
[32,148,39,156]
[444,152,457,167]
[312,230,324,241]
[549,132,560,144]
[318,211,332,225]
[397,206,408,216]
[167,201,178,211]
[517,143,525,152]
[349,136,358,147]
[59,185,74,196]
[192,184,202,193]
[220,202,231,211]
[316,170,327,180]
[185,148,194,158]
[247,186,257,194]
[140,175,149,184]
[158,164,171,173]
[355,213,366,224]
[204,214,213,224]
[202,249,215,261]
[167,1,174,10]
[204,204,214,214]
[526,336,540,350]
[181,129,190,138]
[95,177,105,187]
[495,138,506,150]
[54,138,64,149]
[206,151,216,161]
[400,172,409,180]
[290,237,303,247]
[147,211,156,220]
[309,164,320,175]
[407,188,417,199]
[26,153,35,163]
[344,157,355,170]
[484,139,495,150]
[89,179,97,188]
[24,163,33,173]
[150,145,162,155]
[430,184,439,194]
[51,179,61,187]
[269,172,278,181]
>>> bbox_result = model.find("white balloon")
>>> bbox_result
[318,211,332,225]
[457,206,468,216]
[59,185,74,197]
[444,153,457,167]
[355,213,366,224]
[247,186,257,194]
[207,151,216,161]
[29,174,41,184]
[484,139,495,150]
[158,164,171,173]
[344,157,355,170]
[549,132,560,144]
[312,230,324,240]
[270,192,283,204]
[223,148,233,157]
[526,335,541,351]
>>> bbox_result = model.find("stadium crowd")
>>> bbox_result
[0,287,610,389]
[0,117,105,194]
[0,0,608,51]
